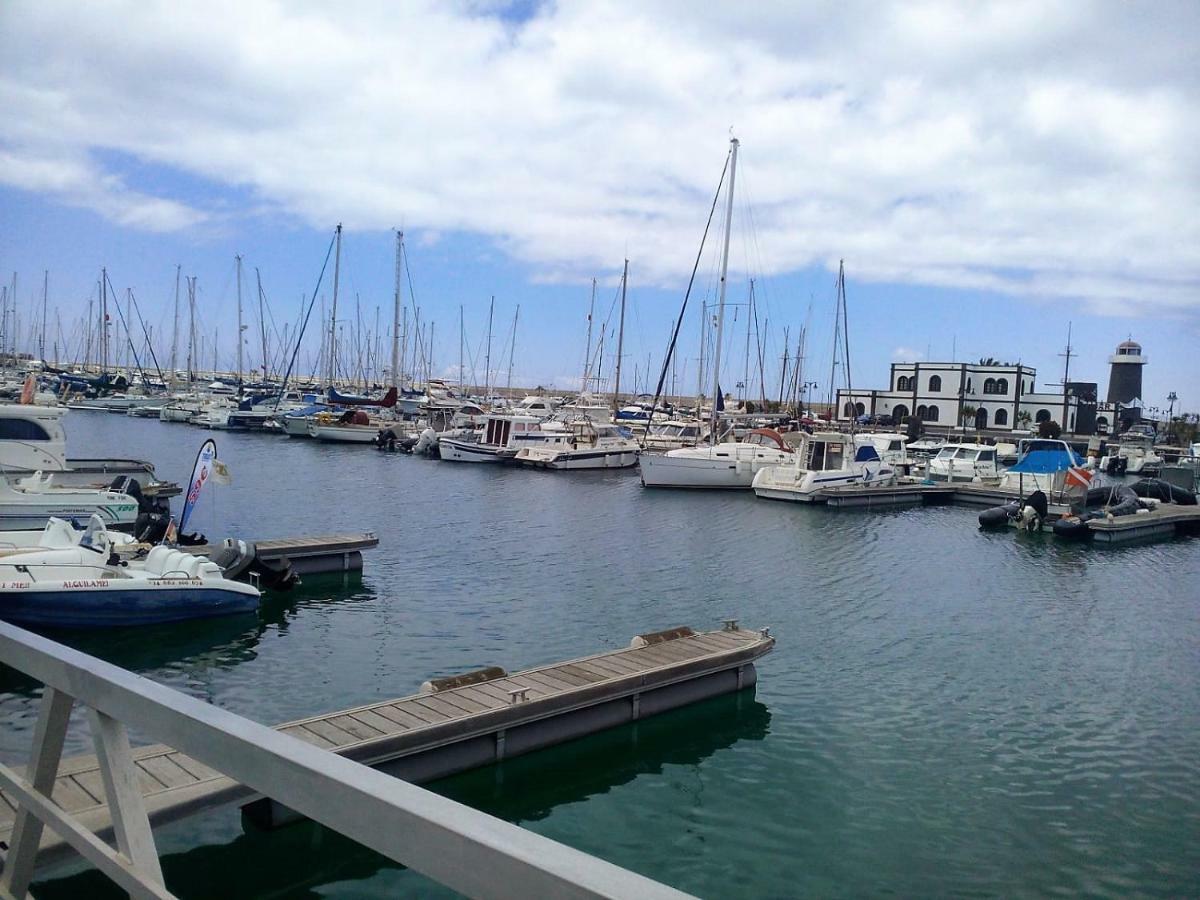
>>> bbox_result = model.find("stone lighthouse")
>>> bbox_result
[1106,340,1146,405]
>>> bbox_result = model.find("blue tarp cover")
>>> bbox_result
[1008,448,1083,473]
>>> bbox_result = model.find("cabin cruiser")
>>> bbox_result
[307,409,382,443]
[642,419,712,451]
[926,443,1000,482]
[0,402,160,488]
[554,393,614,423]
[438,414,546,463]
[993,440,1088,495]
[0,515,260,628]
[752,432,895,502]
[514,421,639,469]
[1098,440,1163,476]
[639,429,793,489]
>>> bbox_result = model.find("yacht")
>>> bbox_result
[514,421,639,469]
[439,414,545,463]
[926,444,1001,482]
[307,409,382,443]
[639,429,793,489]
[751,432,895,502]
[0,471,140,532]
[1099,440,1163,476]
[642,419,712,451]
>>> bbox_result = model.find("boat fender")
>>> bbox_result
[978,503,1017,529]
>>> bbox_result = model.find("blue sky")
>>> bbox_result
[1,1,1196,412]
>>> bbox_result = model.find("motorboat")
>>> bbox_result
[752,432,895,502]
[0,402,161,488]
[639,429,793,489]
[0,471,141,532]
[0,516,260,628]
[278,402,330,437]
[907,438,945,458]
[994,440,1087,495]
[438,414,546,463]
[307,409,381,443]
[642,419,712,451]
[514,421,639,469]
[1098,440,1163,476]
[926,443,1000,482]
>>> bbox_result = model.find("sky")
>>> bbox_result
[1,0,1197,413]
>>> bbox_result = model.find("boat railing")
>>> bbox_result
[0,621,691,900]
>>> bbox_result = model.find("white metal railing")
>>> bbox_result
[0,621,692,900]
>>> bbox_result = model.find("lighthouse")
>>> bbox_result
[1106,340,1146,405]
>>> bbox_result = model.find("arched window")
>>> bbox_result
[983,378,997,394]
[916,405,928,419]
[996,378,1008,394]
[994,408,1008,426]
[927,405,939,422]
[855,402,866,416]
[843,402,856,417]
[928,375,942,392]
[966,378,973,393]
[893,404,909,422]
[896,376,910,391]
[1035,409,1052,423]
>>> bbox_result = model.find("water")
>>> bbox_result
[4,414,1199,897]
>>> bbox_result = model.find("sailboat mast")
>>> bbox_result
[235,254,244,386]
[613,259,628,410]
[170,264,181,377]
[39,270,47,363]
[581,278,596,392]
[391,230,402,389]
[840,261,852,425]
[459,304,465,396]
[329,223,343,386]
[101,267,108,371]
[507,304,519,396]
[186,276,196,382]
[484,295,494,400]
[256,268,268,381]
[708,137,739,441]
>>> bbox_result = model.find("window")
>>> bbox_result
[0,419,52,441]
[928,375,942,392]
[896,376,910,391]
[966,378,973,393]
[893,404,909,422]
[996,378,1008,394]
[916,405,928,419]
[1035,409,1051,423]
[855,402,865,416]
[994,408,1008,426]
[983,378,997,394]
[843,402,856,417]
[927,406,939,422]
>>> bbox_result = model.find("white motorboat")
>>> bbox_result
[0,516,260,628]
[0,471,139,531]
[926,443,1001,482]
[1099,441,1163,476]
[639,429,793,489]
[752,432,896,502]
[0,403,159,488]
[160,397,205,422]
[642,419,712,451]
[514,421,639,469]
[439,415,545,463]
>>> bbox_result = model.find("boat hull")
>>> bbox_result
[752,466,895,503]
[0,584,260,628]
[308,425,378,443]
[438,438,505,463]
[516,448,639,470]
[639,449,789,489]
[0,500,138,532]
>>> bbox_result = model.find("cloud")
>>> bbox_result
[892,346,924,362]
[1,0,1197,313]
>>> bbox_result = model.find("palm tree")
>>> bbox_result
[960,404,977,429]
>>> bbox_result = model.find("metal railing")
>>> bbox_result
[0,621,692,900]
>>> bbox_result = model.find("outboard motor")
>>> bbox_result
[109,475,154,513]
[134,511,170,544]
[413,427,438,457]
[1018,490,1049,532]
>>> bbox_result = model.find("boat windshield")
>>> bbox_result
[935,447,957,460]
[807,440,845,472]
[954,447,977,459]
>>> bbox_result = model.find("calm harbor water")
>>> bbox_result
[4,413,1198,897]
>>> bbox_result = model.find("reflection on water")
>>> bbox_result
[32,692,770,900]
[4,414,1197,898]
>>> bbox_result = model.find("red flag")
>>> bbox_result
[1065,465,1093,489]
[19,373,35,404]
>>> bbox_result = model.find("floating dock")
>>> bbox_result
[182,532,378,575]
[1085,504,1200,543]
[0,622,773,862]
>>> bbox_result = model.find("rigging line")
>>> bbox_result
[127,288,168,389]
[101,270,149,382]
[641,145,731,446]
[274,229,338,409]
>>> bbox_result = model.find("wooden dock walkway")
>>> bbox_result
[1086,504,1200,543]
[182,532,378,575]
[0,623,772,860]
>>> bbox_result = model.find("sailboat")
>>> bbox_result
[639,138,795,489]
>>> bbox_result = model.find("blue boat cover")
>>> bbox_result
[853,445,882,463]
[1008,448,1083,473]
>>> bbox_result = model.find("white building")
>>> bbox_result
[836,361,1089,432]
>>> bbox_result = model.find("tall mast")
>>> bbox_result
[39,270,48,363]
[507,304,519,396]
[328,223,343,385]
[459,304,465,396]
[100,267,108,371]
[613,259,628,411]
[235,254,244,386]
[708,136,738,442]
[391,230,402,389]
[256,268,268,381]
[186,276,196,383]
[170,264,181,377]
[581,278,596,392]
[697,300,706,407]
[484,295,494,400]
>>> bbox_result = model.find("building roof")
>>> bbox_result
[1117,340,1141,350]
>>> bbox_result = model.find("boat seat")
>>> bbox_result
[197,560,223,580]
[180,555,203,578]
[144,545,173,575]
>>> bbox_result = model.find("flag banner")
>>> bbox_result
[211,458,232,486]
[180,439,217,533]
[716,383,725,412]
[19,373,35,405]
[1065,465,1093,489]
